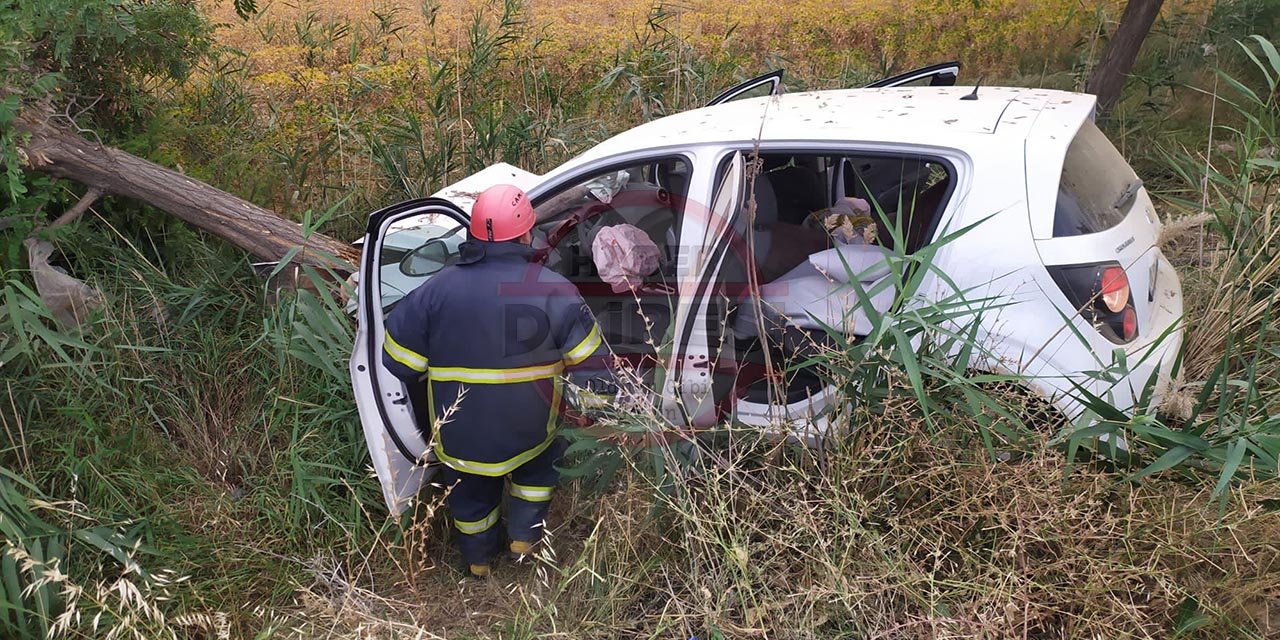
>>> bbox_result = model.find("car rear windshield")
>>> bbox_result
[1052,120,1140,237]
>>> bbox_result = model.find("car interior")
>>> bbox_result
[726,151,954,406]
[532,158,691,385]
[378,152,954,412]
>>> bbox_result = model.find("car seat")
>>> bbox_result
[594,297,671,358]
[766,164,828,223]
[655,160,690,268]
[881,178,950,252]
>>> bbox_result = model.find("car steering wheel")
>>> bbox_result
[537,198,615,265]
[576,204,629,252]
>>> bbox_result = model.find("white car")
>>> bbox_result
[349,65,1185,512]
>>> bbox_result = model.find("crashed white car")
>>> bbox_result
[349,65,1185,512]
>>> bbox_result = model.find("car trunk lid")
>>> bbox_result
[1031,117,1166,351]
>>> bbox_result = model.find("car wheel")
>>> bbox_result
[968,378,1070,460]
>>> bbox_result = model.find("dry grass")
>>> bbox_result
[6,2,1271,638]
[182,0,1224,229]
[1176,203,1280,382]
[227,350,1280,638]
[210,0,1216,66]
[261,407,1280,638]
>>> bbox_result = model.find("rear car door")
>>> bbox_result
[350,198,469,514]
[864,61,960,88]
[661,152,744,426]
[707,70,784,105]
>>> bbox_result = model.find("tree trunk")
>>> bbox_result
[1086,0,1166,116]
[13,109,360,274]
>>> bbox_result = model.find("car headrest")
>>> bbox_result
[655,159,690,203]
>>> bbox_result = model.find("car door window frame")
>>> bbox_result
[864,61,961,88]
[663,151,745,425]
[529,152,699,211]
[707,69,784,106]
[529,152,700,259]
[709,143,963,256]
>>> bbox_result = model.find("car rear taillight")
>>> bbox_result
[1048,261,1139,344]
[1100,266,1129,313]
[1121,307,1137,340]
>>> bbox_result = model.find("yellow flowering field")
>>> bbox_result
[188,0,1214,218]
[207,0,1213,88]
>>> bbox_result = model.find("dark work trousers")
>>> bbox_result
[442,439,564,565]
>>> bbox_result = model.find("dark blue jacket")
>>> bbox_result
[382,240,605,476]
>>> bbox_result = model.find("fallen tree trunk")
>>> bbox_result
[13,109,360,274]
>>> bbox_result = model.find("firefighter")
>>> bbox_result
[381,184,607,578]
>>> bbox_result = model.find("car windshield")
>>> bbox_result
[1052,120,1140,237]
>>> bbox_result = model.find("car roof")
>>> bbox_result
[569,86,1096,165]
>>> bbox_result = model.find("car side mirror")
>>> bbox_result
[399,239,453,277]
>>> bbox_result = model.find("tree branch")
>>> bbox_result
[48,187,102,228]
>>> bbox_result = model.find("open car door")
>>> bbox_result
[707,70,784,106]
[350,198,469,515]
[864,61,960,88]
[661,152,745,426]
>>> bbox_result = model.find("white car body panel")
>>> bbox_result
[350,345,427,514]
[425,162,541,216]
[351,77,1186,513]
[662,151,745,426]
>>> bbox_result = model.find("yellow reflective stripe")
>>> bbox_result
[383,332,428,372]
[510,483,553,502]
[427,371,437,430]
[435,432,556,478]
[454,507,500,535]
[429,362,563,384]
[563,324,602,366]
[546,376,562,436]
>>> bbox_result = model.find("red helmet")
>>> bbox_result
[470,184,534,242]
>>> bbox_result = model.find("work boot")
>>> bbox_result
[468,563,491,578]
[508,540,535,562]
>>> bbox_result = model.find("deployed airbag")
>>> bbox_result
[807,244,893,283]
[735,244,895,339]
[591,223,662,293]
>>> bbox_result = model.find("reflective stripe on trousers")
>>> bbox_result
[454,506,500,534]
[510,483,553,502]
